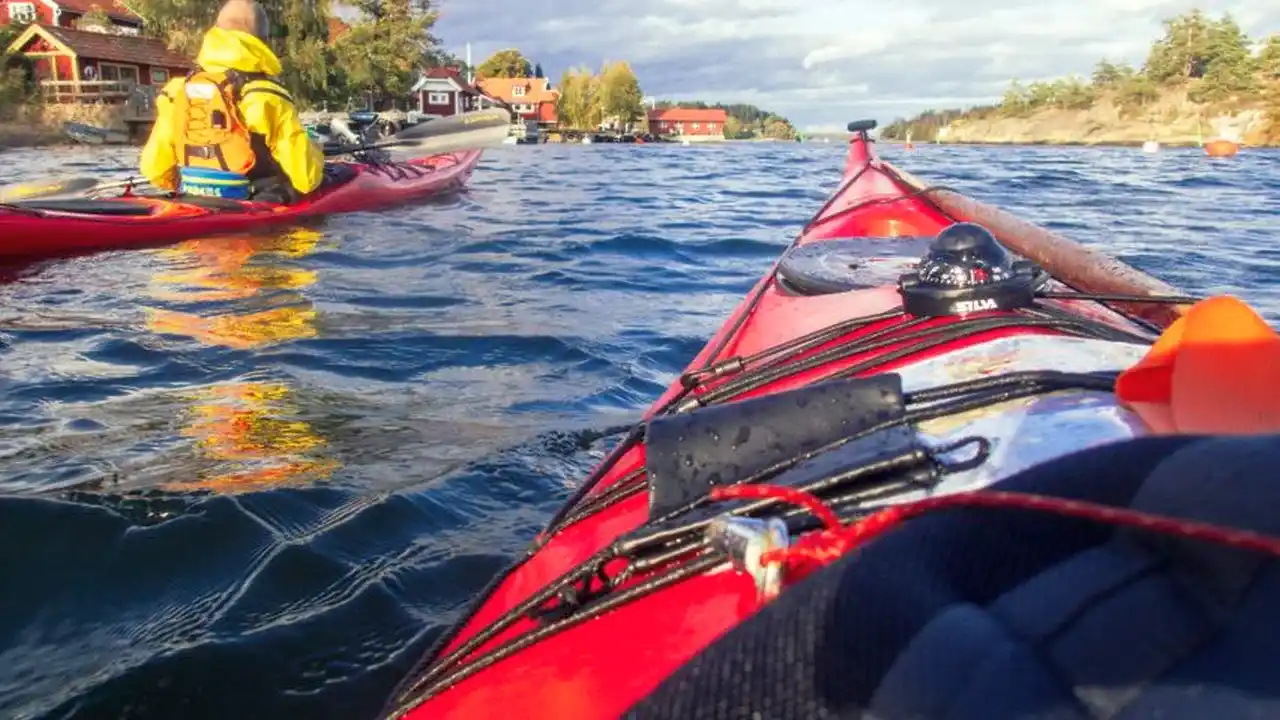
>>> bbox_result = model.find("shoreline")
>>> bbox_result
[0,122,70,150]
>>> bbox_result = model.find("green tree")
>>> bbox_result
[534,62,544,78]
[1057,76,1096,109]
[119,0,219,54]
[722,115,745,139]
[596,60,643,129]
[265,0,336,108]
[1144,9,1214,83]
[1000,79,1030,116]
[476,49,533,78]
[1026,80,1055,108]
[332,0,438,108]
[1091,59,1135,87]
[1188,14,1258,102]
[1115,74,1160,110]
[1261,35,1280,80]
[762,116,796,140]
[73,4,113,30]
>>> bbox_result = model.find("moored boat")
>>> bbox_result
[382,118,1280,719]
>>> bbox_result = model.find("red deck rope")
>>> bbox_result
[709,484,1280,582]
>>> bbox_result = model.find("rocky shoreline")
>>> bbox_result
[0,122,67,149]
[928,94,1274,148]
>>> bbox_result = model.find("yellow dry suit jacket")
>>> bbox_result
[140,27,324,195]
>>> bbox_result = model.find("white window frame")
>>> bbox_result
[426,91,450,105]
[511,85,525,97]
[692,122,700,130]
[8,2,36,22]
[99,62,140,84]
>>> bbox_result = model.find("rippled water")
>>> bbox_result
[0,140,1276,719]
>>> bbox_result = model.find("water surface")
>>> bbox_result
[0,140,1276,718]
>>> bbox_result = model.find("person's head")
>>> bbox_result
[214,0,270,42]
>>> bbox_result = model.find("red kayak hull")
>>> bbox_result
[0,151,482,260]
[389,135,1175,719]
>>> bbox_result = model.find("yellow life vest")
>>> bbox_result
[171,69,257,175]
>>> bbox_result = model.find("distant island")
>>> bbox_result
[473,48,799,141]
[881,10,1279,147]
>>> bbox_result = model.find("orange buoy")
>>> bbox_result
[1204,139,1239,157]
[1116,295,1280,435]
[904,142,914,150]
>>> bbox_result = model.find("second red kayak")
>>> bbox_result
[0,150,482,261]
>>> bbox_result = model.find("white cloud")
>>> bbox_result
[432,0,1278,127]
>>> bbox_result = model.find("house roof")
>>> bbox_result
[411,67,483,95]
[648,108,729,123]
[476,76,558,104]
[11,24,193,69]
[327,17,350,43]
[424,67,463,80]
[55,0,142,24]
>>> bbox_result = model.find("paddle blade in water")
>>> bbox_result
[0,176,101,203]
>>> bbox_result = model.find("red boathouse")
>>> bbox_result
[647,107,728,139]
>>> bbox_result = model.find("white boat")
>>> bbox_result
[62,121,129,146]
[1142,140,1160,153]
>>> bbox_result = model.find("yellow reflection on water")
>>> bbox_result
[173,380,340,493]
[144,229,340,492]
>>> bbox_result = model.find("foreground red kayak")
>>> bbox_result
[382,120,1280,719]
[0,150,481,261]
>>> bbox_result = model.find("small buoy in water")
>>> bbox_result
[1142,140,1159,153]
[1204,139,1239,157]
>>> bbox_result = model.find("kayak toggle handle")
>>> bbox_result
[705,515,790,602]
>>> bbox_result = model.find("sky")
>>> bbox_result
[428,0,1278,132]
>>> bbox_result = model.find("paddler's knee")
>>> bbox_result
[247,176,299,204]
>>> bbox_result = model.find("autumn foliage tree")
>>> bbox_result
[556,66,599,129]
[553,61,644,130]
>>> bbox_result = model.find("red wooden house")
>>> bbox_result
[647,107,729,139]
[5,23,191,101]
[410,67,501,118]
[477,76,559,128]
[1,0,142,32]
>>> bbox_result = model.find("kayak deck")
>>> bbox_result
[385,126,1184,719]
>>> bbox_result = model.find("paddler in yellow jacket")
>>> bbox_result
[140,0,324,202]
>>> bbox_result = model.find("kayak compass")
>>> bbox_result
[897,222,1040,317]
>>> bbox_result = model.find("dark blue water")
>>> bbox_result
[0,141,1277,719]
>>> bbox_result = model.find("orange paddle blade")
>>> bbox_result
[1116,295,1280,434]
